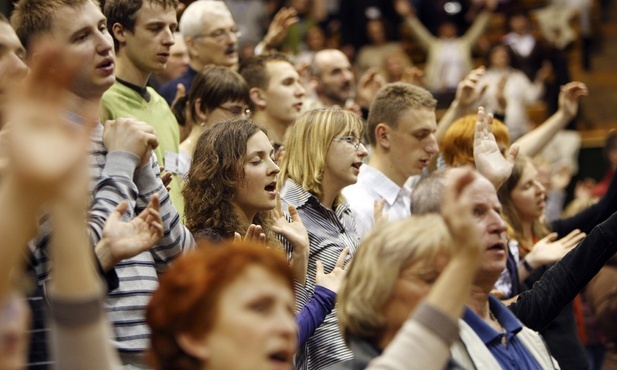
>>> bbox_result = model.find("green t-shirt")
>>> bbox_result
[100,81,185,220]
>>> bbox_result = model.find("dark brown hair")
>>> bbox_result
[173,65,250,127]
[182,118,280,247]
[103,0,178,51]
[238,52,293,90]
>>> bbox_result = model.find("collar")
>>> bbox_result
[462,295,523,345]
[358,164,411,206]
[281,178,312,208]
[116,77,151,102]
[281,178,352,218]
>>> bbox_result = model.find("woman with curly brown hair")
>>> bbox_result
[182,118,306,271]
[182,118,346,350]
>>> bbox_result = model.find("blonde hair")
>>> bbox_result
[278,108,364,204]
[337,215,454,344]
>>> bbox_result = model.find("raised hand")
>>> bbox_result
[454,66,487,110]
[474,107,519,189]
[271,194,309,284]
[441,168,483,260]
[95,194,164,271]
[262,7,299,50]
[356,68,386,109]
[2,42,97,202]
[373,198,388,225]
[393,0,415,18]
[234,224,266,245]
[271,195,309,253]
[160,166,173,192]
[558,81,588,120]
[400,66,425,86]
[315,247,349,293]
[524,229,586,269]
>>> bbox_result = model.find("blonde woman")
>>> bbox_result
[279,108,368,369]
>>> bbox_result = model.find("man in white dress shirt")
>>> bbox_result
[343,82,439,237]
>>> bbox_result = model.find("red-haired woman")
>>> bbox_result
[147,242,297,370]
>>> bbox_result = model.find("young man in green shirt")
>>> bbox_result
[100,0,186,217]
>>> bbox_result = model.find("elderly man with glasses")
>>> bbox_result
[160,0,240,105]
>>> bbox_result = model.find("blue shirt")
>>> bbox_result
[159,66,198,106]
[462,295,542,370]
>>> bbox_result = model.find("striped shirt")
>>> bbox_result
[28,122,194,362]
[281,179,358,370]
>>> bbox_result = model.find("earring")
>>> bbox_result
[200,122,206,127]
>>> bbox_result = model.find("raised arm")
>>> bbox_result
[271,195,309,285]
[393,0,435,50]
[460,0,497,45]
[367,169,484,370]
[436,66,487,145]
[473,107,519,189]
[0,42,120,369]
[255,7,299,55]
[514,82,588,157]
[0,44,96,300]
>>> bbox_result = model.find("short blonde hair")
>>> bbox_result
[278,108,364,203]
[442,114,510,167]
[337,215,454,344]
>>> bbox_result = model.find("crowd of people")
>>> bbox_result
[1,0,617,369]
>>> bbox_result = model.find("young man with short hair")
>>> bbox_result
[101,0,186,217]
[10,0,193,366]
[343,82,439,237]
[239,53,305,148]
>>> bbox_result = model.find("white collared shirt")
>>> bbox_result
[343,164,414,239]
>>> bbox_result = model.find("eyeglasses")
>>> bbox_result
[219,105,251,118]
[194,26,241,43]
[334,135,364,150]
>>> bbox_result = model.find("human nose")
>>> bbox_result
[228,29,239,44]
[268,157,280,175]
[274,309,297,342]
[8,54,27,80]
[357,142,368,157]
[295,81,305,97]
[163,27,175,46]
[488,210,507,234]
[534,179,546,195]
[426,134,439,155]
[97,30,114,54]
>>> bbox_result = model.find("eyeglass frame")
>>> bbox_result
[193,26,242,43]
[218,104,252,118]
[333,135,365,150]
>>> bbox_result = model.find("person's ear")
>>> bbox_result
[375,123,391,149]
[176,333,209,361]
[249,87,267,109]
[194,98,208,122]
[185,37,200,60]
[112,23,127,44]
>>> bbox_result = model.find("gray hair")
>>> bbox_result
[179,0,233,39]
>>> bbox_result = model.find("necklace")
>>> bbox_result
[489,311,508,348]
